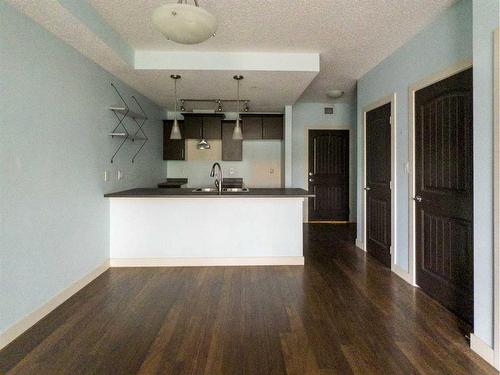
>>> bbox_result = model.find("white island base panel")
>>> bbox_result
[110,198,305,266]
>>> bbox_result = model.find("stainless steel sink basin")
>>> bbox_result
[192,187,249,193]
[192,187,219,192]
[222,187,249,192]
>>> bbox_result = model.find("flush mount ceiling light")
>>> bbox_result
[152,0,217,45]
[232,75,244,140]
[170,75,182,139]
[326,89,345,99]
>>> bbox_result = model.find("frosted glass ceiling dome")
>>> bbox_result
[152,2,217,45]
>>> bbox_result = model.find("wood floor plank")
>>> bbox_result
[0,224,497,374]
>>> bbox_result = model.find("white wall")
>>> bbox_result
[472,0,500,349]
[291,102,357,221]
[0,3,165,336]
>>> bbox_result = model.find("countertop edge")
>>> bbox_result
[104,188,314,198]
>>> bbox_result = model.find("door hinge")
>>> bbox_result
[389,245,392,254]
[389,116,392,125]
[389,181,392,190]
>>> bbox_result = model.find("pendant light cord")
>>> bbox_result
[174,78,178,118]
[237,79,240,118]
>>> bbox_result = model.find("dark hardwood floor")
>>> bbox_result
[0,224,496,374]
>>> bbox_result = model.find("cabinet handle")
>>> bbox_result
[181,149,184,159]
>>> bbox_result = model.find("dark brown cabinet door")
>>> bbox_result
[163,120,185,160]
[202,116,222,139]
[182,115,203,139]
[415,68,473,324]
[262,115,283,139]
[241,116,262,139]
[365,103,391,268]
[222,121,242,161]
[308,130,349,221]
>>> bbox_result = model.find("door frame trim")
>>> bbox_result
[494,28,500,370]
[304,126,352,222]
[408,58,473,288]
[362,93,398,274]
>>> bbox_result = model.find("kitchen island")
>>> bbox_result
[105,188,313,267]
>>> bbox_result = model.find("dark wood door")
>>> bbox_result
[222,121,242,161]
[365,103,392,267]
[202,116,222,139]
[241,116,262,139]
[182,115,203,139]
[262,115,283,139]
[308,130,349,221]
[415,68,473,324]
[163,120,185,160]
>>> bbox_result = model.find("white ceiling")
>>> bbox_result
[8,0,457,110]
[88,0,456,104]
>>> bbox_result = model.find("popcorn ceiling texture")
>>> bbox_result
[7,0,457,109]
[88,0,457,102]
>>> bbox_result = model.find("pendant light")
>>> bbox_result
[232,75,244,140]
[197,139,211,150]
[170,75,182,140]
[152,0,217,45]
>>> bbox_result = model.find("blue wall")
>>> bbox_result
[472,0,500,348]
[357,0,500,349]
[292,102,357,221]
[0,3,165,336]
[356,0,472,271]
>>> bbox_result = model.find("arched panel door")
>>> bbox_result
[415,67,473,325]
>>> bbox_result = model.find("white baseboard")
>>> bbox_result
[0,260,110,351]
[391,264,414,285]
[110,256,305,267]
[470,333,496,368]
[355,238,365,251]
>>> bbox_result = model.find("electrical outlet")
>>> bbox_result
[269,168,274,175]
[229,168,235,175]
[117,170,123,180]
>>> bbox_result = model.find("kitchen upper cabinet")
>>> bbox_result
[163,120,185,160]
[241,116,262,139]
[201,115,222,139]
[222,120,242,161]
[262,115,283,139]
[182,115,203,139]
[182,114,222,139]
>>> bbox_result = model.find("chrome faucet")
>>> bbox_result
[210,162,223,194]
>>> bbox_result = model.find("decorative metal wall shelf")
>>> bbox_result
[108,83,148,163]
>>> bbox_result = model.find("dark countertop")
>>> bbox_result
[104,188,313,198]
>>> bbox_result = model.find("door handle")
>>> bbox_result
[309,178,313,182]
[364,187,371,191]
[413,195,422,202]
[308,172,313,176]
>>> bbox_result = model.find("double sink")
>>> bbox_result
[192,187,249,193]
